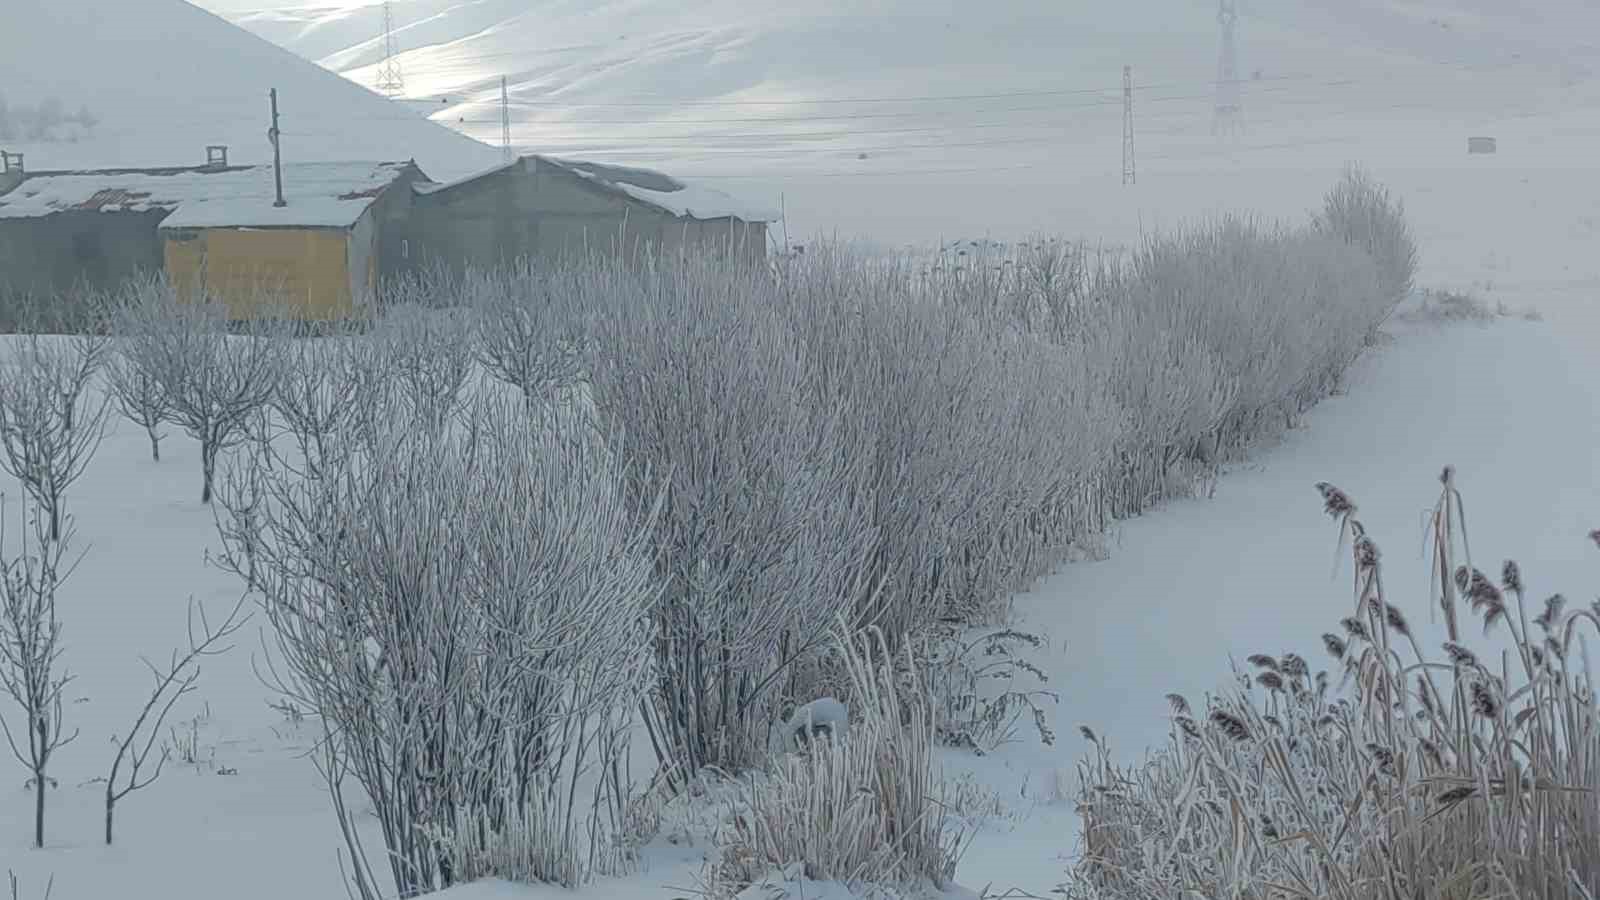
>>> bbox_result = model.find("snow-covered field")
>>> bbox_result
[3,2,1599,898]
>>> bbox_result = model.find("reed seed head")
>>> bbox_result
[1443,641,1478,667]
[1366,742,1396,775]
[1247,654,1280,672]
[1384,603,1410,637]
[1341,616,1371,642]
[1316,482,1355,517]
[1462,567,1503,609]
[1501,559,1523,595]
[1165,693,1191,716]
[1322,632,1347,660]
[1354,535,1380,569]
[1280,653,1309,679]
[1418,738,1443,772]
[1079,725,1099,744]
[1175,716,1200,741]
[1209,709,1252,742]
[1534,594,1566,632]
[1470,680,1500,719]
[1482,601,1507,636]
[1256,671,1284,692]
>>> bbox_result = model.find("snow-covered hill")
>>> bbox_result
[0,0,500,181]
[194,0,1600,274]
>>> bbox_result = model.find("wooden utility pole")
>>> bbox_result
[269,89,286,207]
[500,75,512,161]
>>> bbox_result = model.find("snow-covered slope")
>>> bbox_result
[200,0,1600,266]
[0,0,500,181]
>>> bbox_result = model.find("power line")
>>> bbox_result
[486,72,1327,109]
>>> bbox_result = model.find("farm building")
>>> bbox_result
[0,154,427,318]
[159,161,427,319]
[410,155,779,271]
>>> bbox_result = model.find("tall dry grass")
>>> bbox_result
[705,625,964,898]
[1066,470,1600,899]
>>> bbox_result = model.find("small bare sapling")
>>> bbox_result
[103,594,249,844]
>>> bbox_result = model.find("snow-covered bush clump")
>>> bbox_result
[1065,471,1600,898]
[215,382,662,897]
[1314,164,1420,308]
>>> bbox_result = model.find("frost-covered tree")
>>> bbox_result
[0,336,111,541]
[115,280,283,503]
[104,350,170,462]
[0,499,78,849]
[368,302,473,434]
[265,324,379,480]
[466,262,588,403]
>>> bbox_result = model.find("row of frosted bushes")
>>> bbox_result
[547,168,1416,780]
[21,167,1414,897]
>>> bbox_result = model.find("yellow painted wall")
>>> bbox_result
[162,227,354,320]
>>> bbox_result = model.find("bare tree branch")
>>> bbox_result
[102,593,250,844]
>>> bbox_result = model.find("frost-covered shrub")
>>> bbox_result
[708,626,964,897]
[570,172,1410,777]
[217,391,661,897]
[578,254,881,777]
[1314,164,1419,308]
[1065,472,1600,899]
[780,244,1121,638]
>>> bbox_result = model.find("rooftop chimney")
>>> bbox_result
[0,152,23,196]
[205,145,229,169]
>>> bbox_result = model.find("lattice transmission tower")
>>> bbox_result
[376,1,406,98]
[1213,0,1242,135]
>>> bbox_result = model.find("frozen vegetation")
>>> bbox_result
[0,168,1459,899]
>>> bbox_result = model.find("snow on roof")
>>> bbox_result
[543,157,781,223]
[411,158,520,196]
[0,161,416,229]
[410,154,780,223]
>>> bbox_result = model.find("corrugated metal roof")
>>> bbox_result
[0,161,422,228]
[76,188,155,212]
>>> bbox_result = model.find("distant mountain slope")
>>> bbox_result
[195,0,1600,250]
[213,0,1600,173]
[1,0,500,181]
